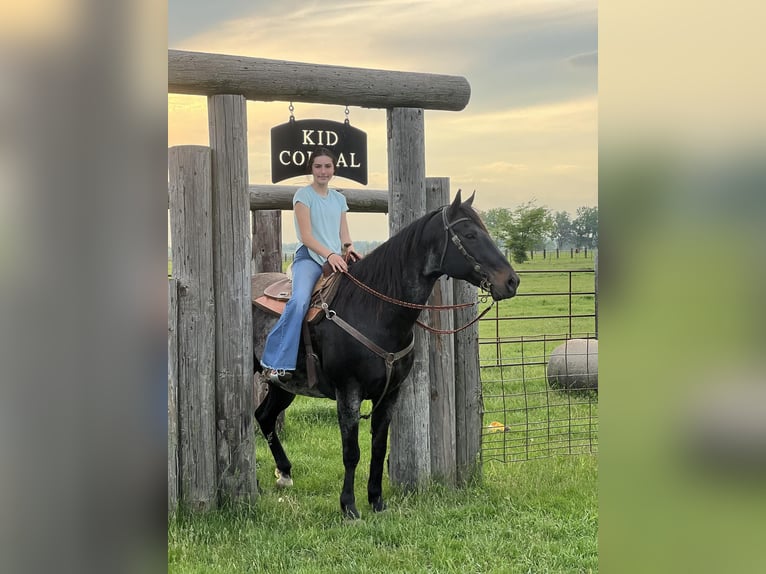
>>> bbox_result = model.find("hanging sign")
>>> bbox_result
[270,119,368,185]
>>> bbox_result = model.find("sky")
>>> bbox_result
[168,0,597,242]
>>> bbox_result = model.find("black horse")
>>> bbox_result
[252,191,520,518]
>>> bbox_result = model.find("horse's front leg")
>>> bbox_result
[254,384,296,488]
[336,388,362,519]
[368,394,396,512]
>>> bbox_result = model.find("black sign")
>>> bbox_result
[270,119,368,185]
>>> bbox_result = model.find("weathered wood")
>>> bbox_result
[387,107,430,489]
[454,281,482,486]
[252,210,282,273]
[248,185,389,213]
[208,95,257,505]
[425,178,457,485]
[167,278,179,514]
[251,210,284,432]
[169,50,471,111]
[169,185,389,213]
[168,145,217,511]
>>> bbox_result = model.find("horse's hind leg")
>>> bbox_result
[254,383,296,488]
[368,395,396,512]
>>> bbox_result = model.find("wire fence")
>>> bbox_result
[479,269,598,462]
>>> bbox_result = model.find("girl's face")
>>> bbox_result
[310,154,335,184]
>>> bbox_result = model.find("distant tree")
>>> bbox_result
[482,207,514,250]
[572,206,598,249]
[507,201,554,263]
[550,211,573,249]
[481,202,553,263]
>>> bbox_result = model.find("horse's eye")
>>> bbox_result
[465,232,476,240]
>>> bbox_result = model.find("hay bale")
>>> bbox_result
[547,339,598,391]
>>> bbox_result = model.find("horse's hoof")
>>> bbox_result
[370,499,387,513]
[275,469,293,488]
[342,505,361,520]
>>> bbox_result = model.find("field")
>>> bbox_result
[479,253,598,464]
[168,252,598,573]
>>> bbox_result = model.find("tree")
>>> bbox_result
[481,202,558,263]
[482,207,514,250]
[507,201,553,263]
[550,211,573,249]
[572,206,598,249]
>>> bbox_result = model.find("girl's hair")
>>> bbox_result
[305,147,338,174]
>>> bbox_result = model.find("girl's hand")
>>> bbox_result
[328,252,348,273]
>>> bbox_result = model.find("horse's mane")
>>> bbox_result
[337,203,487,310]
[339,209,440,304]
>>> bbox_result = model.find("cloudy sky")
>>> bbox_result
[168,0,597,241]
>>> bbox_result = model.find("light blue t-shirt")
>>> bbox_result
[293,185,349,266]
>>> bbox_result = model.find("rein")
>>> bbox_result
[341,267,495,335]
[340,205,497,335]
[320,204,498,418]
[341,271,474,311]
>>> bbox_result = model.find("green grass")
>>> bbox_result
[479,255,598,463]
[169,397,598,574]
[168,252,598,573]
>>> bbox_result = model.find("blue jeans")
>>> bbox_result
[260,246,322,371]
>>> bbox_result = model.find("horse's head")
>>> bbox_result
[437,190,520,301]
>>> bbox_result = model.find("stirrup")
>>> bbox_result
[266,368,293,383]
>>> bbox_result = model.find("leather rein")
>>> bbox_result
[318,206,496,419]
[340,206,496,334]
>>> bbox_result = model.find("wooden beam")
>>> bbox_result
[169,50,471,111]
[248,185,388,213]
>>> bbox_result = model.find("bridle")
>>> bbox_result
[439,206,494,294]
[320,205,498,418]
[338,205,497,333]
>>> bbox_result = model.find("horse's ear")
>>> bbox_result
[463,190,476,208]
[448,189,463,218]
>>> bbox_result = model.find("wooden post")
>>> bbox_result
[387,107,431,489]
[208,95,257,505]
[454,281,482,485]
[426,177,456,485]
[167,278,179,514]
[251,209,284,431]
[252,210,282,273]
[168,145,217,511]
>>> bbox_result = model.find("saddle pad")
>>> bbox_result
[253,296,322,323]
[263,277,292,301]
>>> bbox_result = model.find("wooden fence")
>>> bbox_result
[168,49,478,512]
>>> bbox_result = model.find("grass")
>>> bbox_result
[168,251,598,573]
[169,395,597,574]
[478,253,598,464]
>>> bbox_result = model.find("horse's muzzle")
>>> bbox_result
[489,270,520,300]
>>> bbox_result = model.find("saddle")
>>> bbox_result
[252,257,352,390]
[252,264,343,324]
